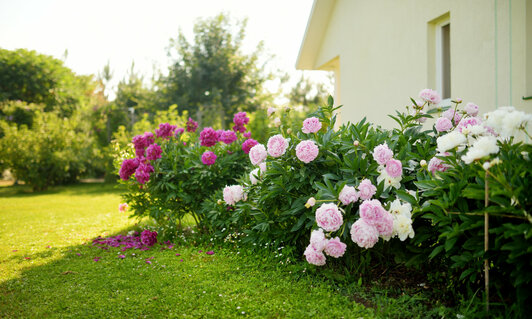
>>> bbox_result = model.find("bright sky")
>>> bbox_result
[0,0,331,101]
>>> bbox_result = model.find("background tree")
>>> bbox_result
[157,13,272,129]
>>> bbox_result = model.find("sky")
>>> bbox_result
[0,0,331,101]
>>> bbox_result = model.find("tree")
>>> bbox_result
[157,13,272,129]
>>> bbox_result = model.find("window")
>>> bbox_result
[428,13,451,105]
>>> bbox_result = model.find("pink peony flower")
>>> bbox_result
[132,132,155,157]
[135,162,154,184]
[324,237,347,258]
[375,211,394,239]
[372,143,394,165]
[315,203,343,232]
[249,144,267,165]
[435,117,453,132]
[140,230,157,246]
[415,110,428,123]
[419,88,441,105]
[428,155,449,174]
[350,219,379,249]
[338,185,359,205]
[146,143,162,161]
[303,244,326,266]
[267,134,289,158]
[155,123,177,139]
[233,112,249,126]
[465,103,479,116]
[174,127,185,137]
[302,117,322,134]
[242,139,258,154]
[385,159,402,178]
[267,107,276,117]
[223,185,244,205]
[358,179,377,200]
[186,118,198,133]
[243,131,251,138]
[201,151,217,165]
[457,117,483,133]
[295,140,319,163]
[118,203,128,212]
[119,158,140,181]
[309,228,328,251]
[200,127,218,147]
[220,130,238,144]
[359,199,386,224]
[442,109,462,125]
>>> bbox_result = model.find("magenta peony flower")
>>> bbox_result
[146,143,162,161]
[119,158,140,181]
[350,219,379,249]
[174,127,185,137]
[132,132,155,157]
[201,151,217,165]
[385,159,402,178]
[295,140,319,163]
[372,143,394,165]
[220,130,238,144]
[338,185,359,205]
[135,162,154,184]
[249,144,267,165]
[242,138,258,154]
[303,244,326,266]
[419,88,441,105]
[267,134,289,158]
[223,185,244,205]
[465,103,479,116]
[435,117,453,132]
[358,179,377,200]
[324,237,347,258]
[186,117,198,133]
[442,109,462,125]
[199,127,218,147]
[315,203,343,232]
[140,230,157,246]
[243,131,251,138]
[232,112,249,133]
[155,123,177,139]
[302,117,322,134]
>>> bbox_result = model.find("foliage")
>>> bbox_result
[0,48,97,117]
[157,13,273,129]
[0,110,97,190]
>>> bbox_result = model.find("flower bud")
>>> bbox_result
[305,197,316,208]
[420,160,427,167]
[217,199,222,205]
[353,140,359,147]
[286,128,292,134]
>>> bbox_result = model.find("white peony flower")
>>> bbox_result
[461,135,499,164]
[437,130,467,153]
[377,167,402,190]
[483,106,532,139]
[249,168,260,185]
[388,199,412,219]
[393,214,415,241]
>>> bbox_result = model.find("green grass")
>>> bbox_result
[0,183,376,318]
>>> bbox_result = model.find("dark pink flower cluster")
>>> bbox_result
[155,123,177,139]
[119,158,140,180]
[200,127,218,147]
[135,162,154,184]
[175,127,185,137]
[140,230,158,246]
[219,130,237,145]
[201,151,217,165]
[132,132,155,157]
[241,138,258,154]
[186,117,198,133]
[146,143,162,161]
[232,112,249,133]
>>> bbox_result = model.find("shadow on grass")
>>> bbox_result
[0,182,125,198]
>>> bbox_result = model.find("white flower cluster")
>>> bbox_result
[388,199,415,241]
[483,106,532,139]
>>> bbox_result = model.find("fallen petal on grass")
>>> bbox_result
[206,250,214,255]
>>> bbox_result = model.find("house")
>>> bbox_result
[297,0,532,127]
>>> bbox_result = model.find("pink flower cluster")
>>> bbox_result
[419,88,441,105]
[186,117,198,133]
[132,132,155,157]
[442,109,462,125]
[296,140,319,163]
[219,130,238,145]
[232,112,250,133]
[350,199,393,249]
[302,117,322,134]
[304,229,347,266]
[201,151,217,165]
[146,143,162,161]
[267,134,289,158]
[135,162,154,184]
[119,158,140,181]
[372,143,403,179]
[200,127,218,147]
[315,203,343,232]
[456,117,482,133]
[155,123,177,139]
[242,138,258,154]
[140,230,158,246]
[175,127,185,137]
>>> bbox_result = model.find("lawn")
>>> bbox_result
[0,183,378,318]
